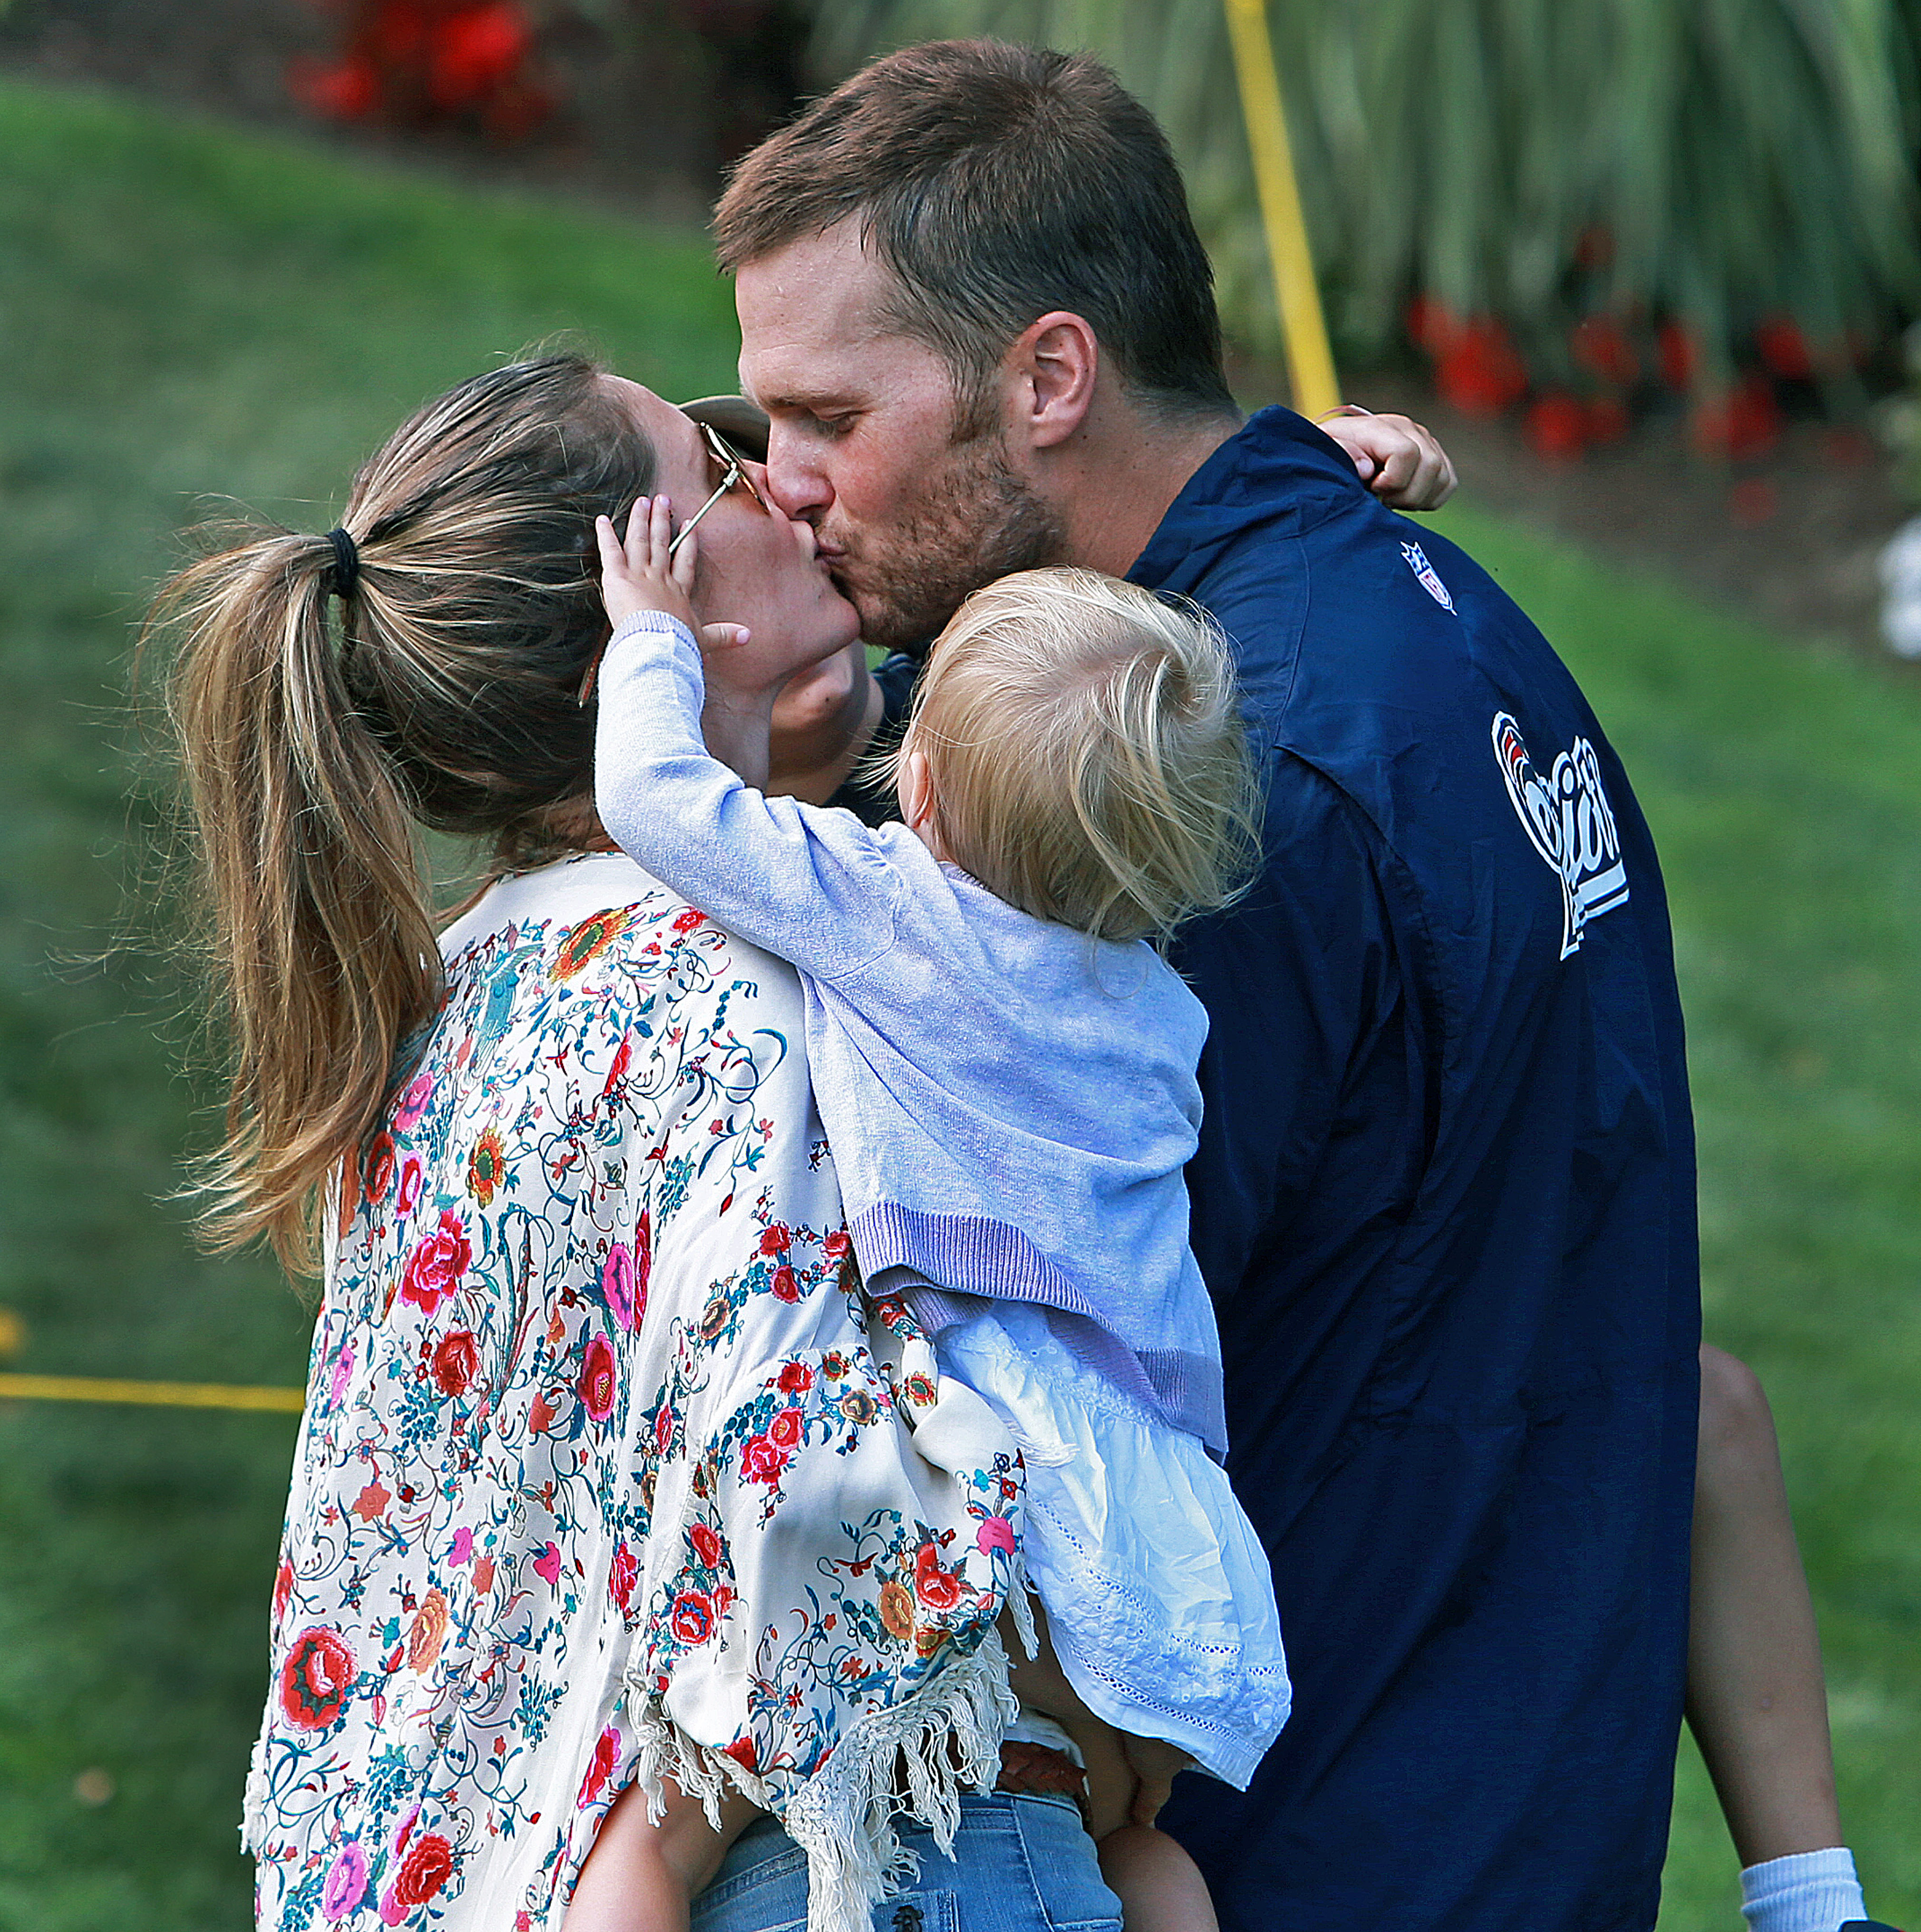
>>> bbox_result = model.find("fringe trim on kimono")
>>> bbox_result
[627,1632,1022,1932]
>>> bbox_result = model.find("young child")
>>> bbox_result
[570,495,1283,1932]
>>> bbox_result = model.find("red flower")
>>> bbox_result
[1525,393,1589,462]
[913,1543,964,1612]
[466,1126,506,1208]
[690,1522,723,1568]
[272,1560,294,1626]
[776,1362,813,1397]
[601,1034,633,1096]
[1755,316,1814,381]
[670,1591,715,1646]
[609,1541,638,1612]
[1689,377,1780,462]
[671,907,706,935]
[427,3,530,110]
[724,1735,757,1773]
[1570,315,1639,388]
[572,1731,618,1800]
[653,1402,675,1454]
[770,1265,800,1303]
[740,1434,786,1484]
[396,1155,424,1217]
[289,54,381,121]
[1658,320,1699,392]
[1404,293,1462,356]
[399,1210,472,1316]
[768,1407,803,1451]
[280,1626,356,1730]
[577,1725,621,1809]
[579,1333,617,1421]
[759,1224,791,1257]
[431,1330,478,1397]
[363,1133,396,1205]
[822,1230,850,1263]
[1436,318,1527,415]
[381,1830,454,1919]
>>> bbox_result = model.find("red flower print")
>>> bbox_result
[913,1543,964,1612]
[466,1126,506,1207]
[363,1133,396,1205]
[272,1560,294,1626]
[553,908,632,980]
[723,1735,757,1773]
[280,1626,356,1730]
[822,1229,850,1262]
[653,1402,675,1454]
[740,1434,786,1484]
[579,1333,616,1420]
[399,1210,472,1316]
[671,907,705,935]
[577,1725,621,1809]
[759,1225,791,1257]
[776,1362,812,1397]
[609,1541,638,1613]
[602,1034,633,1096]
[670,1591,715,1646]
[379,1830,453,1922]
[431,1330,478,1397]
[768,1407,803,1452]
[396,1155,423,1217]
[770,1265,800,1303]
[689,1522,722,1569]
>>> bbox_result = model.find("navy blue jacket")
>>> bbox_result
[1140,410,1700,1932]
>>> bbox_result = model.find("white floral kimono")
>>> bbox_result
[243,853,1024,1932]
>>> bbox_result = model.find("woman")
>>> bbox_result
[155,355,1117,1931]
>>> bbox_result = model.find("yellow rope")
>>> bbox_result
[1222,0,1341,419]
[0,1372,303,1413]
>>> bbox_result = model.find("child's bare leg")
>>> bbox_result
[1690,1345,1868,1931]
[567,1777,762,1932]
[1099,1826,1221,1932]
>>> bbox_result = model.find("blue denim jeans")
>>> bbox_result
[691,1793,1124,1932]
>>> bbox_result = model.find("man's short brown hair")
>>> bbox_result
[714,39,1236,427]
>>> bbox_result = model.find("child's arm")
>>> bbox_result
[567,1777,764,1932]
[588,498,911,981]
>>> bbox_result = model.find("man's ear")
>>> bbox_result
[1006,311,1098,452]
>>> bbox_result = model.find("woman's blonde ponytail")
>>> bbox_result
[159,529,442,1269]
[151,355,656,1270]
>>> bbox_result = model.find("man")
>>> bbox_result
[715,40,1700,1930]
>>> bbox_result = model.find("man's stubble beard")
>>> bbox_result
[837,432,1067,657]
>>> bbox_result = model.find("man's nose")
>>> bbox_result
[762,429,831,524]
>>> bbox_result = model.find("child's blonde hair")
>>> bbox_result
[896,567,1260,944]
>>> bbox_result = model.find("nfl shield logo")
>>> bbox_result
[1401,541,1456,612]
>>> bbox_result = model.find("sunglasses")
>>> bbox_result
[578,419,773,705]
[668,419,772,556]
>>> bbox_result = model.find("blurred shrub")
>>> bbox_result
[811,0,1921,451]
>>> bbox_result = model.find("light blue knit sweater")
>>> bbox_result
[593,613,1225,1452]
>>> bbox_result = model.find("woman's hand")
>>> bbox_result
[596,496,752,656]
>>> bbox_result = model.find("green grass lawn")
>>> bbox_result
[0,73,1914,1932]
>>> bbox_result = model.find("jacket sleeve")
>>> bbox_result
[592,613,904,979]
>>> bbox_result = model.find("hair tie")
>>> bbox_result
[323,526,360,601]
